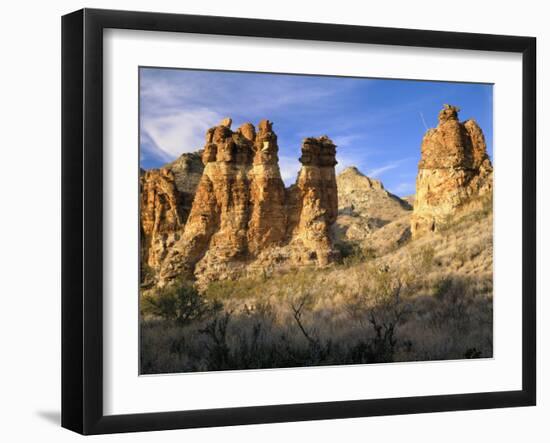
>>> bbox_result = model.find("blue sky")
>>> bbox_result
[140,67,493,197]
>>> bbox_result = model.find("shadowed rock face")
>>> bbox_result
[140,153,204,281]
[163,152,204,230]
[152,119,338,286]
[411,105,493,237]
[140,168,185,274]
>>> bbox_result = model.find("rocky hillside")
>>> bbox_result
[333,167,412,254]
[337,167,411,227]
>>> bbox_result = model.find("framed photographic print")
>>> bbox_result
[61,8,536,435]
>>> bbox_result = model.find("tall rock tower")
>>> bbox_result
[247,120,287,255]
[287,136,338,266]
[155,119,338,286]
[411,104,493,237]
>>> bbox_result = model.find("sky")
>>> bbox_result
[139,67,493,197]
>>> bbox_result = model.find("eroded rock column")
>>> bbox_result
[288,136,338,266]
[157,119,340,286]
[411,105,493,237]
[247,120,287,255]
[160,118,256,284]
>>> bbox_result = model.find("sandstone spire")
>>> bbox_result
[160,120,253,282]
[156,120,339,286]
[247,120,287,255]
[287,136,338,265]
[411,105,493,237]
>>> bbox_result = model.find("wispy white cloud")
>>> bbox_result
[364,155,418,179]
[137,68,490,200]
[332,133,363,149]
[140,131,174,163]
[142,109,222,158]
[140,70,351,119]
[365,162,401,178]
[139,69,359,163]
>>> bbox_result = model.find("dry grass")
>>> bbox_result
[140,200,493,374]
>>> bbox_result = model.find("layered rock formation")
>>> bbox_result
[152,119,338,286]
[411,105,493,237]
[164,151,204,201]
[286,136,338,266]
[140,152,204,283]
[140,168,184,275]
[247,120,287,255]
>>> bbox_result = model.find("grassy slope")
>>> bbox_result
[141,200,493,374]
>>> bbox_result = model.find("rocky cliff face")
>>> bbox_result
[140,153,204,283]
[164,151,204,202]
[411,104,493,237]
[140,168,184,277]
[150,119,338,287]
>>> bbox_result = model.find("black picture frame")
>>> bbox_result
[61,8,536,435]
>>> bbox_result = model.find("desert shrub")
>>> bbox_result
[410,245,435,274]
[344,265,413,363]
[289,293,333,363]
[334,241,357,259]
[140,263,156,288]
[203,276,263,301]
[404,275,493,359]
[199,312,232,370]
[141,281,221,325]
[139,256,492,373]
[365,277,409,361]
[232,320,266,368]
[433,276,472,305]
[433,277,454,300]
[139,317,201,374]
[335,241,375,267]
[429,277,470,332]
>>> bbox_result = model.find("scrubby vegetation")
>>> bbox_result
[140,201,493,374]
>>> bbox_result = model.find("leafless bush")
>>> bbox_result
[290,294,332,363]
[140,265,492,373]
[199,312,231,370]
